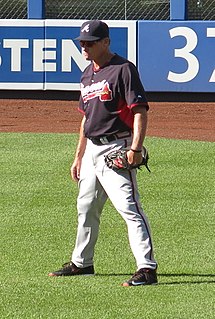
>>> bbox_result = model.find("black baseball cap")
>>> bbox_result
[75,20,109,41]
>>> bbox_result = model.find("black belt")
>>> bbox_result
[89,131,131,145]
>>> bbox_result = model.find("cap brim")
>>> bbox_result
[74,35,101,41]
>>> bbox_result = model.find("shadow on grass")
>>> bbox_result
[95,273,215,285]
[157,273,215,285]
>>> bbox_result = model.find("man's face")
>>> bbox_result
[79,38,109,61]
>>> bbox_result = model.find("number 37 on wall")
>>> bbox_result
[167,27,215,83]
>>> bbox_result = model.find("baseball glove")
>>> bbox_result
[104,147,150,172]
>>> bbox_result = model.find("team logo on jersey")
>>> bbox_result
[81,80,113,103]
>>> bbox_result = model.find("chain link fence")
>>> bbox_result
[0,0,27,19]
[45,0,170,20]
[0,0,214,20]
[188,0,215,20]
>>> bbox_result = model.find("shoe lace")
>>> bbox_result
[62,262,72,269]
[131,269,146,281]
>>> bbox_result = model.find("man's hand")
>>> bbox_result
[70,116,87,182]
[126,150,143,167]
[70,158,82,182]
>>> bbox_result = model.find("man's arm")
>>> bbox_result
[127,106,148,166]
[70,116,87,182]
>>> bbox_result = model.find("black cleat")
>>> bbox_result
[122,268,158,286]
[48,262,94,277]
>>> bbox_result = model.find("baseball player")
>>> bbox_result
[49,20,158,286]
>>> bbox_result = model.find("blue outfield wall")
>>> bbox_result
[0,19,214,92]
[138,21,215,92]
[0,20,136,91]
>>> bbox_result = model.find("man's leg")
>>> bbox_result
[71,174,107,268]
[94,139,157,271]
[71,142,108,268]
[48,141,107,276]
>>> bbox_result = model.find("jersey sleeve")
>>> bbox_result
[120,62,149,111]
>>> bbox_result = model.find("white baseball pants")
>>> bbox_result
[71,137,157,271]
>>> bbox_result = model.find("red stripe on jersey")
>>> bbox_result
[117,100,149,130]
[130,102,149,111]
[78,108,85,114]
[117,98,134,130]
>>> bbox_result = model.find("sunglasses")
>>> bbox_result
[79,40,99,48]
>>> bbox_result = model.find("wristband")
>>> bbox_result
[130,148,142,153]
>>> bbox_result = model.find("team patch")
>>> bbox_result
[81,80,113,103]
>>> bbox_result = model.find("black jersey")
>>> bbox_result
[78,54,149,138]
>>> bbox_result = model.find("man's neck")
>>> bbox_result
[93,52,114,70]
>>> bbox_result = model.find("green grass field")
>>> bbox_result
[1,132,214,319]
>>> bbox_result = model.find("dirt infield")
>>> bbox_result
[0,99,214,142]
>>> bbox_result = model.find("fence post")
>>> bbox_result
[170,0,188,20]
[27,0,45,19]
